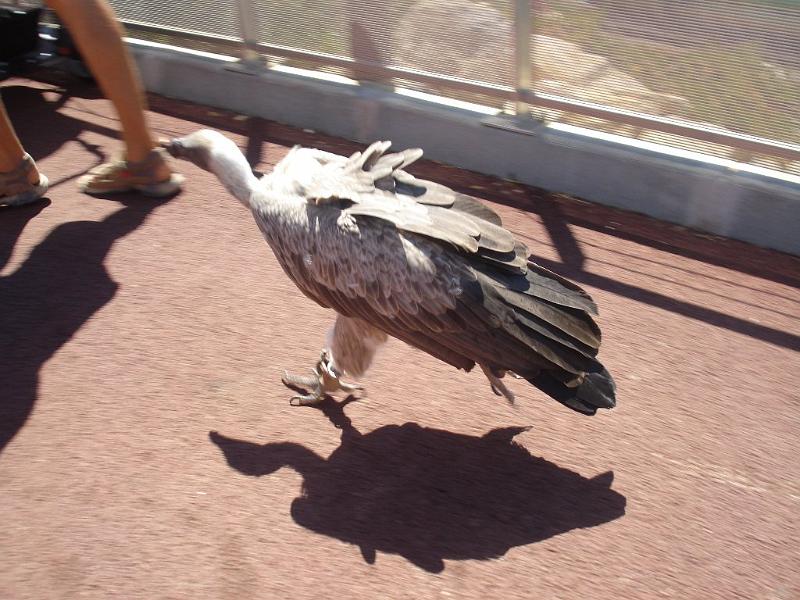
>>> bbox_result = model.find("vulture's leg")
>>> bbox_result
[330,315,387,371]
[282,315,387,406]
[480,364,516,404]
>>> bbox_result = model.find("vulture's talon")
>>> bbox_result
[289,394,325,407]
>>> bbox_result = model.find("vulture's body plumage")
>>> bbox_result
[165,130,616,415]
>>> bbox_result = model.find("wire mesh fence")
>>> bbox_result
[64,1,800,173]
[528,0,799,169]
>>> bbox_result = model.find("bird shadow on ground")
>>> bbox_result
[209,398,626,573]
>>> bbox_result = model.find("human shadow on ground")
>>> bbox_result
[0,199,48,271]
[210,399,626,573]
[0,196,170,453]
[0,77,181,453]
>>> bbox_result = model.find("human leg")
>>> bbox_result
[46,0,182,196]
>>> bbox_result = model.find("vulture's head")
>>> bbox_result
[161,129,233,173]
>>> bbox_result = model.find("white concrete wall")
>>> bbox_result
[130,40,800,256]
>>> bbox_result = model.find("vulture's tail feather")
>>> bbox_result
[527,362,616,415]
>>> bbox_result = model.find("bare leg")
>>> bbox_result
[3,0,176,203]
[47,0,156,162]
[0,101,49,205]
[0,102,32,176]
[46,0,181,196]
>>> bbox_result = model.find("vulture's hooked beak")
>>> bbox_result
[159,137,183,159]
[158,134,212,172]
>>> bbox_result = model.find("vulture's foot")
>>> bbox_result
[282,370,326,406]
[283,350,365,407]
[288,391,326,407]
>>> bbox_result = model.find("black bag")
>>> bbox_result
[0,5,41,61]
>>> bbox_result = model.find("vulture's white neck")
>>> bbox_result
[208,141,261,209]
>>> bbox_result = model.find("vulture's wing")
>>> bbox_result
[258,197,610,414]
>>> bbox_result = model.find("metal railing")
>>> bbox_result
[112,0,799,163]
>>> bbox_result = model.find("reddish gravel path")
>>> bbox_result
[2,75,799,599]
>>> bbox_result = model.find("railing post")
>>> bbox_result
[514,0,533,117]
[234,0,262,70]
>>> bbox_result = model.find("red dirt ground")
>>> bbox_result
[2,74,799,599]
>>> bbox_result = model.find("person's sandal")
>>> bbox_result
[78,147,183,198]
[0,153,49,207]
